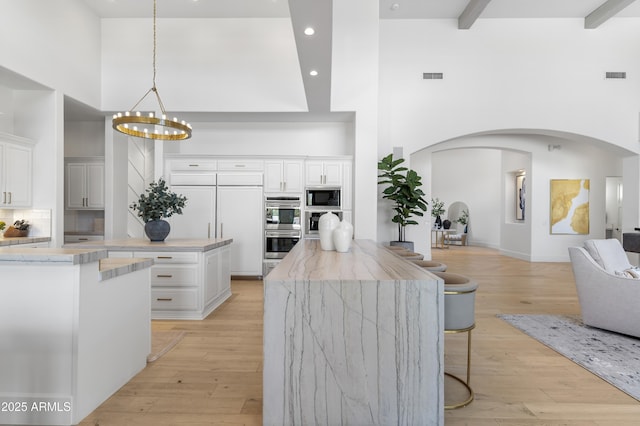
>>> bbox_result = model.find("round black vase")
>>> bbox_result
[443,219,452,229]
[144,219,170,242]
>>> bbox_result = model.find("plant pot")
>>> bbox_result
[144,219,171,242]
[390,241,414,252]
[443,219,452,229]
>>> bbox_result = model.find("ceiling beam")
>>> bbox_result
[458,0,492,29]
[585,0,638,29]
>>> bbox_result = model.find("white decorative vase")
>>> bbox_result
[318,212,340,250]
[333,220,353,253]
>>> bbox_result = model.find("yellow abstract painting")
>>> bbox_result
[550,179,589,234]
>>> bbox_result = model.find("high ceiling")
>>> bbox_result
[68,0,640,121]
[82,0,640,20]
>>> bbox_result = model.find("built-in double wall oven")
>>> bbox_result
[265,196,302,260]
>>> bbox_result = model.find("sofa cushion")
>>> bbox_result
[615,267,640,279]
[584,239,631,274]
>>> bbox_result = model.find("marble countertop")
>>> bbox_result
[267,239,435,281]
[99,257,154,281]
[0,236,51,247]
[66,237,233,252]
[0,247,107,264]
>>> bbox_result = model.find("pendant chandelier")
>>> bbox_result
[112,0,192,141]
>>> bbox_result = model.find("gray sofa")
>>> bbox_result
[568,239,640,338]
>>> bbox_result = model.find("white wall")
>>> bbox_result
[0,0,102,108]
[162,122,353,157]
[65,121,105,157]
[101,18,306,112]
[379,19,640,155]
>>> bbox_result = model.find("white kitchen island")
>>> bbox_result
[0,247,153,426]
[263,239,444,425]
[67,238,233,320]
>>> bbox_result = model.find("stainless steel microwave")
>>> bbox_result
[305,187,341,209]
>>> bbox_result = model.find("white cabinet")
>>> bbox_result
[217,186,263,276]
[66,159,104,209]
[305,160,342,186]
[169,186,216,239]
[265,159,304,193]
[0,139,33,208]
[128,247,231,320]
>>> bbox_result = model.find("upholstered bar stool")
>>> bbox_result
[432,271,478,409]
[410,259,447,272]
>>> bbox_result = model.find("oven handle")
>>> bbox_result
[265,231,301,238]
[265,202,302,208]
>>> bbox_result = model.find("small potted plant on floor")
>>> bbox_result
[130,178,187,242]
[378,153,428,251]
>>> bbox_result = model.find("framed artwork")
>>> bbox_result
[516,174,526,221]
[550,179,590,234]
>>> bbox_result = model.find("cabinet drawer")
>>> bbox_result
[151,288,198,310]
[151,265,198,286]
[217,159,264,171]
[170,173,216,186]
[134,251,199,264]
[170,159,217,172]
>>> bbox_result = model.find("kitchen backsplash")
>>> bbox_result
[0,209,51,237]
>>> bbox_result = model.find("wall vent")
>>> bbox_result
[423,72,443,80]
[605,72,626,79]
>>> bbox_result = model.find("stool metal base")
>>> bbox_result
[445,325,474,410]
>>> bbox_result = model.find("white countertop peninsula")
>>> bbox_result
[0,235,51,247]
[0,247,152,425]
[264,239,444,425]
[68,238,234,320]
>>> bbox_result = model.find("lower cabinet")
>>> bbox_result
[112,245,231,320]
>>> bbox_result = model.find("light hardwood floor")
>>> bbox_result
[80,245,640,425]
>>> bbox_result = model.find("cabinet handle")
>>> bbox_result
[235,164,246,168]
[79,238,89,241]
[208,222,211,239]
[2,192,5,204]
[156,298,173,302]
[8,192,11,204]
[220,223,223,238]
[188,164,199,167]
[157,256,173,259]
[156,274,173,278]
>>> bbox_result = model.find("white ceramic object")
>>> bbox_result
[318,212,340,250]
[333,220,353,253]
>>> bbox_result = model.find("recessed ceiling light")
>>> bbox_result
[304,27,315,36]
[390,3,400,11]
[309,70,318,76]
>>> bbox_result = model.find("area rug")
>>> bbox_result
[498,314,640,401]
[147,330,186,363]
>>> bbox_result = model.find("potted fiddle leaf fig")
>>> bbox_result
[378,153,428,251]
[130,178,187,242]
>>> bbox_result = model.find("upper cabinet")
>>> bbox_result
[66,158,105,210]
[0,134,33,209]
[264,159,303,193]
[305,160,343,187]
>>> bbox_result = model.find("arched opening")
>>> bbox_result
[407,130,638,262]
